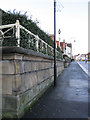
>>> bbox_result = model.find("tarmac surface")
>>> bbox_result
[77,61,90,76]
[22,61,89,119]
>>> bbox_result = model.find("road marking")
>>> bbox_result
[77,62,88,75]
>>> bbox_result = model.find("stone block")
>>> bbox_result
[2,54,15,60]
[24,61,31,73]
[45,62,51,69]
[51,62,54,68]
[36,62,41,70]
[37,62,52,71]
[14,54,23,60]
[29,72,38,87]
[36,71,41,83]
[17,85,40,113]
[24,55,43,61]
[32,85,39,98]
[31,61,44,71]
[21,74,27,92]
[0,75,2,95]
[44,62,48,69]
[37,70,46,83]
[31,62,37,71]
[12,75,22,95]
[19,91,30,110]
[0,61,2,75]
[21,72,38,91]
[2,75,13,95]
[3,53,23,60]
[2,95,17,111]
[45,69,50,78]
[39,81,45,92]
[49,68,54,76]
[1,61,14,75]
[39,62,45,70]
[22,73,31,90]
[14,61,22,74]
[22,55,31,61]
[0,94,2,111]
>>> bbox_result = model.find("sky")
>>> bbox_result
[0,0,89,55]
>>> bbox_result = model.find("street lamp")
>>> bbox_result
[72,40,76,57]
[54,0,63,86]
[58,29,61,35]
[58,29,61,47]
[70,37,76,59]
[54,0,57,86]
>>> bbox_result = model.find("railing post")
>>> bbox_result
[16,20,20,47]
[46,43,47,54]
[51,47,52,56]
[0,30,3,46]
[36,35,39,51]
[42,42,43,52]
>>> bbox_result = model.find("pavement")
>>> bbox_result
[22,61,89,119]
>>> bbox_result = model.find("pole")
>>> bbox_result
[16,20,20,47]
[54,0,57,86]
[58,29,61,48]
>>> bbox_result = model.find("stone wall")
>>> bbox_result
[1,47,64,118]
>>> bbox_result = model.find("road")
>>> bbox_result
[77,61,90,76]
[22,61,88,119]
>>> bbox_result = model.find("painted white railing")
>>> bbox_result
[0,20,62,58]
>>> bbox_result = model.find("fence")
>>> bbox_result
[0,20,62,59]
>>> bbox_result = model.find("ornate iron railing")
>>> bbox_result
[0,20,62,59]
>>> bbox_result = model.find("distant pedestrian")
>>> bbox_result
[85,55,87,63]
[85,59,87,63]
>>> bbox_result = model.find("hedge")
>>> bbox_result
[0,9,63,59]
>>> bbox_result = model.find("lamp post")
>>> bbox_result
[54,0,63,86]
[58,29,61,47]
[54,0,57,86]
[73,40,76,58]
[70,37,76,59]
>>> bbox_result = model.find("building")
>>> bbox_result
[87,52,90,60]
[50,34,61,49]
[73,54,80,60]
[81,54,86,61]
[56,41,60,47]
[50,34,54,41]
[65,43,72,58]
[75,54,88,61]
[50,34,72,58]
[60,41,66,53]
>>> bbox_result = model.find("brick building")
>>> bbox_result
[50,34,54,41]
[60,42,66,53]
[50,34,60,49]
[87,52,90,60]
[50,34,72,58]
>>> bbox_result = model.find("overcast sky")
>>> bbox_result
[0,0,89,55]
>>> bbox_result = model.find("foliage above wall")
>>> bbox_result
[0,9,63,58]
[1,9,52,46]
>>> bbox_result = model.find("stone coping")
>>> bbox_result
[0,47,63,61]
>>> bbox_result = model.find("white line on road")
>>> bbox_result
[77,62,88,75]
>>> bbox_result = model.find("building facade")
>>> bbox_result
[50,34,54,41]
[50,34,72,58]
[60,42,66,53]
[65,43,72,58]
